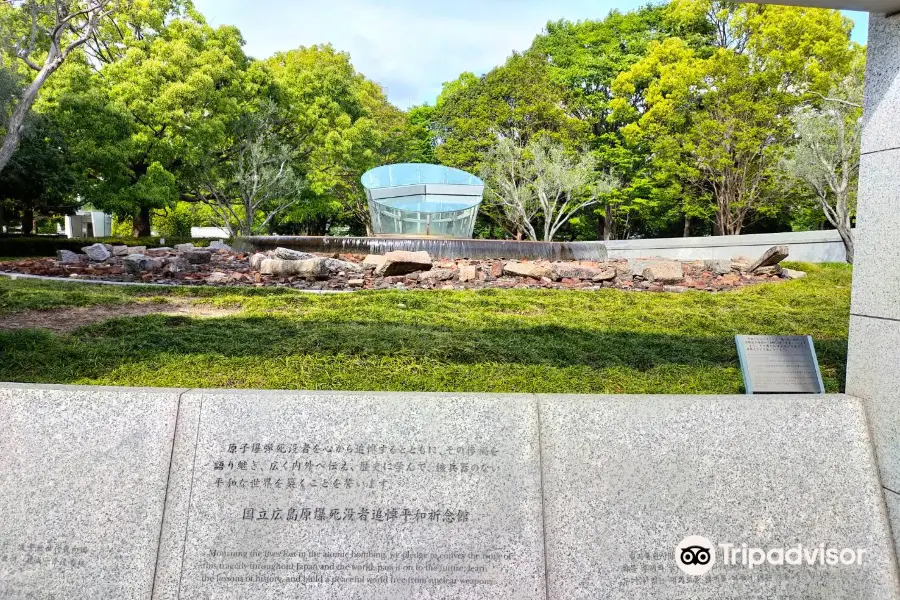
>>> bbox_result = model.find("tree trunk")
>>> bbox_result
[22,207,34,236]
[0,52,64,175]
[0,203,5,234]
[603,204,614,241]
[837,224,854,264]
[683,216,691,237]
[132,206,152,237]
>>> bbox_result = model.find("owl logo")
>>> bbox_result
[675,536,716,575]
[680,545,711,565]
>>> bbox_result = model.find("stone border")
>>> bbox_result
[0,271,349,293]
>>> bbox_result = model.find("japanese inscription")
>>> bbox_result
[167,391,545,600]
[735,335,824,394]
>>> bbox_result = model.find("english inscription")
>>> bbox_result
[735,335,824,394]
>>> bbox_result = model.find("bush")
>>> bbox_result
[0,235,223,257]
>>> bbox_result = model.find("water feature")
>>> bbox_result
[234,236,608,261]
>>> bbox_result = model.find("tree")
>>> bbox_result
[480,137,536,240]
[481,136,615,241]
[529,6,711,240]
[610,1,860,236]
[433,52,588,175]
[0,111,77,233]
[198,103,305,237]
[783,60,864,263]
[0,0,123,174]
[38,16,250,236]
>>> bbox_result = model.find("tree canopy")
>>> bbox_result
[0,0,865,241]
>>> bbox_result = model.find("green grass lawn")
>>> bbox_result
[0,262,851,393]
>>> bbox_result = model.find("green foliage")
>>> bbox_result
[0,112,79,223]
[154,202,203,238]
[0,0,867,241]
[433,53,589,174]
[0,264,852,393]
[609,2,861,236]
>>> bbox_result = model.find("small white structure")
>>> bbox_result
[64,211,112,238]
[190,226,231,239]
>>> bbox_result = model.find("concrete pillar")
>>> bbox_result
[846,12,900,556]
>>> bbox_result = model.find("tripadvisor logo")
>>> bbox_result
[675,536,716,576]
[675,536,868,576]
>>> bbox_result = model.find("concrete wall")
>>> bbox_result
[605,229,851,263]
[845,13,900,559]
[1,383,898,599]
[190,226,231,239]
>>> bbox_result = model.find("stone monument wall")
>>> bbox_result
[1,383,898,599]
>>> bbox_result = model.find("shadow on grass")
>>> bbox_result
[0,313,848,393]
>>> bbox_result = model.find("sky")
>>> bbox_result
[193,0,869,109]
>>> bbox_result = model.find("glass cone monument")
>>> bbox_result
[362,163,484,238]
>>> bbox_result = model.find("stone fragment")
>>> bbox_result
[703,259,732,275]
[347,278,365,287]
[145,247,173,257]
[273,247,315,261]
[419,268,455,281]
[174,243,195,252]
[663,285,689,293]
[163,256,191,274]
[459,265,478,282]
[123,254,164,275]
[748,245,789,273]
[323,258,363,274]
[782,268,807,280]
[375,251,433,276]
[125,246,147,255]
[182,250,212,265]
[208,240,231,251]
[754,265,783,276]
[81,243,111,262]
[590,268,617,282]
[248,253,268,271]
[260,257,329,278]
[56,249,84,264]
[552,263,615,281]
[641,260,684,284]
[206,271,230,284]
[503,261,553,279]
[362,254,387,270]
[112,245,130,257]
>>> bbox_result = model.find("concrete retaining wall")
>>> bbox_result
[0,383,896,599]
[606,229,851,263]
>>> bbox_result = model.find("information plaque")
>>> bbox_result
[735,335,825,394]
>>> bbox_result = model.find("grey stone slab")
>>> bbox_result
[160,390,545,600]
[850,149,900,321]
[540,394,900,600]
[885,489,900,562]
[847,315,900,492]
[0,383,183,600]
[861,14,900,156]
[152,393,203,600]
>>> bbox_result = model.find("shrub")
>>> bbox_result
[0,235,222,257]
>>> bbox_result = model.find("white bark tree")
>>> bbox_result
[0,0,123,174]
[784,73,863,263]
[481,135,616,241]
[480,137,539,240]
[198,104,306,237]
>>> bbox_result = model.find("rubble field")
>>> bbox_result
[0,242,803,292]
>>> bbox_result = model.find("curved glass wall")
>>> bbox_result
[361,164,484,238]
